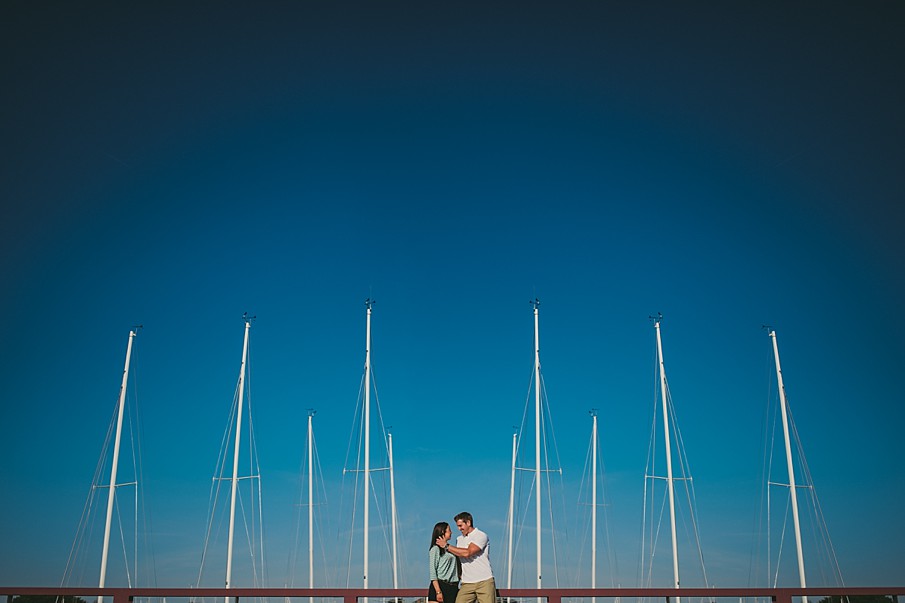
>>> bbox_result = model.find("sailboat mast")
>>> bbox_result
[591,411,598,601]
[507,431,517,601]
[308,410,315,603]
[389,432,399,588]
[98,328,137,603]
[363,300,372,595]
[769,330,808,602]
[225,317,251,602]
[533,300,542,595]
[654,319,680,597]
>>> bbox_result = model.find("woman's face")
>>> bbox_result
[444,526,451,539]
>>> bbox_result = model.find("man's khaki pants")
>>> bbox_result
[455,578,496,603]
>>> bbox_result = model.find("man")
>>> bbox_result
[437,511,495,603]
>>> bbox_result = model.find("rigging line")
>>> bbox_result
[594,426,620,588]
[337,367,366,586]
[640,341,663,589]
[130,386,155,588]
[751,354,777,589]
[344,379,367,588]
[129,355,155,589]
[114,496,133,587]
[62,387,123,586]
[667,393,710,587]
[368,365,392,457]
[539,373,562,471]
[312,431,333,587]
[517,363,534,453]
[773,490,792,588]
[343,371,367,472]
[812,487,845,585]
[197,387,241,586]
[650,477,669,585]
[288,422,313,587]
[787,406,845,585]
[127,370,140,585]
[513,471,535,584]
[574,425,595,586]
[766,389,781,586]
[540,384,569,587]
[244,410,267,587]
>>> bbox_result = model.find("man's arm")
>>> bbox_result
[445,541,482,559]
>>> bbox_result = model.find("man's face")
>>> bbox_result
[456,519,473,536]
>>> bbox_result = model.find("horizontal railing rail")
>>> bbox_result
[2,586,902,603]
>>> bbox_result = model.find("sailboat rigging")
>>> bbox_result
[341,299,401,597]
[288,409,329,603]
[61,327,151,599]
[505,300,565,600]
[196,314,265,601]
[576,409,619,601]
[640,315,709,600]
[758,328,845,596]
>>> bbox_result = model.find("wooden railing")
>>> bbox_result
[2,586,903,603]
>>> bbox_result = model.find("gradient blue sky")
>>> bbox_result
[2,1,903,592]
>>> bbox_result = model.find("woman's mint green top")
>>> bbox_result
[429,544,458,582]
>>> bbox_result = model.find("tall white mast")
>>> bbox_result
[507,431,517,602]
[769,330,808,603]
[225,316,252,603]
[389,432,398,589]
[654,318,680,600]
[591,410,598,603]
[307,410,315,603]
[98,328,138,603]
[363,299,372,597]
[533,300,542,599]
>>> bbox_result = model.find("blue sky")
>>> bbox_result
[1,1,903,592]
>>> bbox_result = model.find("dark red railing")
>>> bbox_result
[1,586,902,603]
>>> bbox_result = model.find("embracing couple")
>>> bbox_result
[428,511,496,603]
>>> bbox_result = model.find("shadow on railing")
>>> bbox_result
[2,586,902,603]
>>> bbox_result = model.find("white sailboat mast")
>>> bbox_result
[507,431,517,600]
[363,299,372,594]
[591,410,598,601]
[769,330,808,602]
[307,410,315,603]
[654,319,680,596]
[226,317,251,602]
[98,328,137,603]
[533,300,542,595]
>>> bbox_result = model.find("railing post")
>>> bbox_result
[112,588,131,603]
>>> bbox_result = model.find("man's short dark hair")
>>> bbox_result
[455,511,473,525]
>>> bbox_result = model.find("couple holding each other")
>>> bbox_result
[429,511,495,603]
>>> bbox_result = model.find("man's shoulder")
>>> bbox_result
[469,528,489,546]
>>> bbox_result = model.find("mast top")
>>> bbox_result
[242,312,256,324]
[649,312,663,327]
[365,297,375,310]
[531,297,540,311]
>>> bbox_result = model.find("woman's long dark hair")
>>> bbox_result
[430,522,450,552]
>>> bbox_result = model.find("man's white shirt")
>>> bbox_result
[457,528,494,583]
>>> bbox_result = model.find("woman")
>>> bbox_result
[428,521,459,603]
